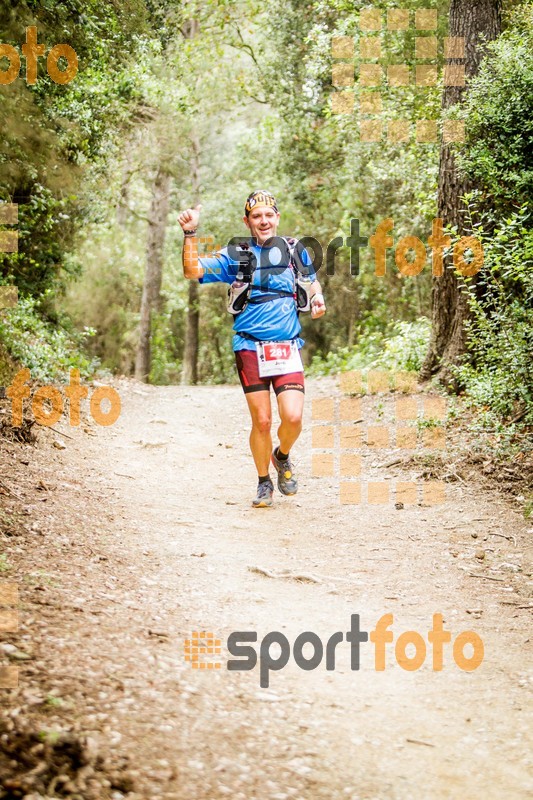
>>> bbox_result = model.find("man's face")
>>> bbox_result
[243,206,280,245]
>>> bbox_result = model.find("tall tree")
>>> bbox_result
[179,16,201,386]
[421,0,502,385]
[135,165,171,381]
[0,0,148,298]
[181,133,201,386]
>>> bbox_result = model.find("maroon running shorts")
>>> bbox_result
[235,348,305,395]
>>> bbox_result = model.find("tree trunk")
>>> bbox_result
[117,147,135,227]
[421,0,501,387]
[181,133,201,385]
[135,167,171,381]
[181,281,200,385]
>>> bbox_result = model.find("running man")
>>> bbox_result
[179,190,326,507]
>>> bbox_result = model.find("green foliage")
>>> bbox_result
[0,554,11,572]
[455,208,533,426]
[254,0,442,360]
[308,317,431,376]
[0,294,98,381]
[446,4,533,448]
[64,0,274,382]
[0,0,163,379]
[455,4,533,212]
[375,318,432,372]
[65,221,143,374]
[149,310,183,385]
[197,294,240,385]
[0,0,151,297]
[416,416,441,431]
[0,340,18,385]
[45,695,64,709]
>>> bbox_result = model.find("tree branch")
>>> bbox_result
[246,92,268,104]
[232,25,260,67]
[119,203,151,224]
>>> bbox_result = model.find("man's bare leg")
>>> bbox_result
[245,390,273,476]
[270,390,305,496]
[276,390,304,455]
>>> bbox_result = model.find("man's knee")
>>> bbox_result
[281,408,303,428]
[252,413,272,434]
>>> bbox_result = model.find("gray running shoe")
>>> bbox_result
[253,480,274,508]
[271,450,298,496]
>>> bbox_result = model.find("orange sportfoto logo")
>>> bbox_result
[185,632,222,670]
[187,614,484,688]
[0,27,78,86]
[6,369,121,428]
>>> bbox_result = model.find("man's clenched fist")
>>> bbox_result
[178,203,202,231]
[311,292,326,319]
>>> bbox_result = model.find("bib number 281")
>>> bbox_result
[256,340,302,377]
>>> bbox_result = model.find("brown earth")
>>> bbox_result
[0,377,532,799]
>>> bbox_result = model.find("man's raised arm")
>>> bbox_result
[178,203,204,280]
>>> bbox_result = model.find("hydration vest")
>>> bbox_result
[227,238,312,316]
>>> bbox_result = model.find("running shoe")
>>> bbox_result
[252,479,274,508]
[271,449,298,496]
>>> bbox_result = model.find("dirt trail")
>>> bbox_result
[1,378,532,799]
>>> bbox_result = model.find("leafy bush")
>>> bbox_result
[308,317,431,376]
[0,293,98,382]
[455,5,533,212]
[455,208,533,427]
[149,311,183,386]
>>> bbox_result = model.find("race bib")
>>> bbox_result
[256,340,303,377]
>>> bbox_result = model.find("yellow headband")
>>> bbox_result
[245,190,278,216]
